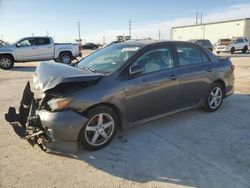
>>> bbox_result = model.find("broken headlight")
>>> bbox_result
[47,98,72,111]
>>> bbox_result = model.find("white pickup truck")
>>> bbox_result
[0,36,82,69]
[215,37,249,54]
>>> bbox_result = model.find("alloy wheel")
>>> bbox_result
[208,87,223,109]
[84,113,115,146]
[61,55,71,64]
[0,57,11,68]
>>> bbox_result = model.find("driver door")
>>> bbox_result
[15,38,37,61]
[123,45,180,122]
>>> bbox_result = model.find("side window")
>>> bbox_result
[244,38,248,42]
[132,47,174,74]
[35,38,50,46]
[176,45,203,66]
[236,39,244,43]
[201,51,210,63]
[17,39,34,47]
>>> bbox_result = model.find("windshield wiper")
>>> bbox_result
[79,66,96,73]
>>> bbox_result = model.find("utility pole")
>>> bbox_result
[103,36,106,45]
[196,12,198,24]
[200,12,203,24]
[129,18,131,39]
[46,30,49,36]
[1,34,3,41]
[158,30,161,40]
[78,20,81,43]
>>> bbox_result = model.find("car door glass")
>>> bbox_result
[132,47,174,74]
[201,51,210,63]
[17,39,34,47]
[177,46,203,66]
[35,38,50,46]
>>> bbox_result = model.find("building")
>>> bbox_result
[171,18,250,44]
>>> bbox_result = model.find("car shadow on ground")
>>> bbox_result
[6,93,250,187]
[9,66,36,72]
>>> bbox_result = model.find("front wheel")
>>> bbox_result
[59,52,72,64]
[0,55,14,70]
[79,106,118,151]
[242,46,248,54]
[203,84,224,112]
[230,47,235,54]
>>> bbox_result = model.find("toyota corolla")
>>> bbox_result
[5,40,234,151]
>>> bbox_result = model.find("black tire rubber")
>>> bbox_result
[230,47,235,54]
[79,106,119,151]
[203,83,224,112]
[0,55,14,70]
[59,52,72,64]
[242,46,248,54]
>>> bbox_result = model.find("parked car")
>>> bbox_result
[215,37,249,54]
[6,40,234,151]
[81,43,99,50]
[0,36,82,70]
[188,39,213,52]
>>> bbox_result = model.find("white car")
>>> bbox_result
[0,36,82,70]
[215,37,249,54]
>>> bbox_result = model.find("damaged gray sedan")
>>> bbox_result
[6,40,234,151]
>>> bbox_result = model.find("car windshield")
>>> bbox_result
[78,43,141,74]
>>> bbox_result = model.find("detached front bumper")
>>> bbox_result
[5,82,88,151]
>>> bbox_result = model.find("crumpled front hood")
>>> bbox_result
[33,62,104,92]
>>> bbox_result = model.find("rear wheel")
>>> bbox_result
[59,52,72,64]
[0,55,14,70]
[203,83,224,112]
[79,106,118,151]
[242,46,248,54]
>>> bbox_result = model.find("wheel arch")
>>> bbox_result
[0,53,15,61]
[82,102,123,130]
[59,51,73,57]
[213,79,226,97]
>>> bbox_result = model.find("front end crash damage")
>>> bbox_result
[5,82,88,151]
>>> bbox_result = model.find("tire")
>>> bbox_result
[242,46,248,54]
[79,106,119,151]
[0,55,14,70]
[230,47,235,54]
[59,52,72,64]
[203,83,224,112]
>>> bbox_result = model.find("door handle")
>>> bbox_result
[170,75,177,80]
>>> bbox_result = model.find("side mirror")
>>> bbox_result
[129,64,144,76]
[16,43,21,47]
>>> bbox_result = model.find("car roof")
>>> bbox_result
[122,40,193,47]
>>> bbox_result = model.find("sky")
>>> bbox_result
[0,0,250,43]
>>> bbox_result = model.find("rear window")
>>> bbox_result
[196,40,211,46]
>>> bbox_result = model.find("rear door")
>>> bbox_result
[175,43,215,107]
[34,37,54,60]
[123,45,181,122]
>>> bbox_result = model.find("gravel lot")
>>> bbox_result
[0,52,250,188]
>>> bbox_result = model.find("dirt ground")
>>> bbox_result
[0,52,250,188]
